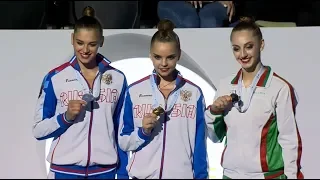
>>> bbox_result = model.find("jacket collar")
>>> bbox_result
[151,69,185,89]
[69,53,111,73]
[230,66,273,88]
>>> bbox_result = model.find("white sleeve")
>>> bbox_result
[33,75,73,140]
[205,80,227,143]
[276,84,304,179]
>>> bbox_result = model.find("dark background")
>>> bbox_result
[1,0,319,29]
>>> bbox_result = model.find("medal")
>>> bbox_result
[152,106,165,116]
[230,93,239,103]
[82,93,95,103]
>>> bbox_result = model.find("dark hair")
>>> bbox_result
[74,6,103,36]
[230,17,263,41]
[150,19,180,49]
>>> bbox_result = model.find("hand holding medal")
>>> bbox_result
[142,106,164,135]
[66,100,87,121]
[210,95,233,113]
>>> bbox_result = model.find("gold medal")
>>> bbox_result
[152,106,165,116]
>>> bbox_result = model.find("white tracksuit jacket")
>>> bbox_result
[205,66,304,179]
[118,70,208,179]
[32,54,129,178]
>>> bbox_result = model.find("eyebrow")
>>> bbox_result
[152,53,176,57]
[232,41,254,47]
[75,39,98,43]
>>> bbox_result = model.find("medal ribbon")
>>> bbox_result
[150,70,181,112]
[235,65,265,113]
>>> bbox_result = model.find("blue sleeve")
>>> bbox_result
[119,90,134,138]
[33,74,73,140]
[193,94,209,179]
[113,77,129,179]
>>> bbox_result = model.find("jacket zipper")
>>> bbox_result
[159,98,167,179]
[80,72,99,176]
[159,84,178,179]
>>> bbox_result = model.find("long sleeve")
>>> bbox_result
[33,74,73,140]
[118,89,152,152]
[276,84,304,179]
[205,81,227,143]
[113,77,129,179]
[193,94,209,179]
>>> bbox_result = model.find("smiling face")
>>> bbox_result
[150,41,180,78]
[71,28,103,66]
[231,30,264,72]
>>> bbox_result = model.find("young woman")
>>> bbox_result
[118,19,208,179]
[205,17,304,179]
[32,6,129,179]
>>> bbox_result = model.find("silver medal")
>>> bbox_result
[82,93,95,103]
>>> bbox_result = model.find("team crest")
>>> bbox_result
[180,90,192,102]
[102,73,112,85]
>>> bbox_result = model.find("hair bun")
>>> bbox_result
[82,6,95,17]
[239,16,255,23]
[157,19,175,31]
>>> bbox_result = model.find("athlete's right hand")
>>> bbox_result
[66,100,87,120]
[210,95,232,113]
[142,113,158,134]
